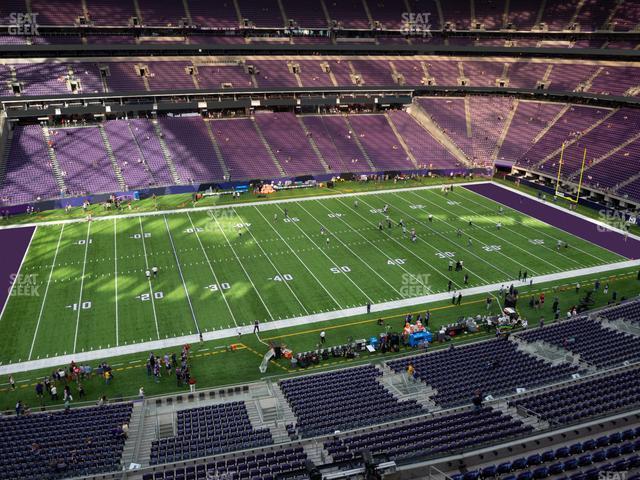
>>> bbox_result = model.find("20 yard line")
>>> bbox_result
[139,217,160,340]
[187,212,239,328]
[28,225,63,360]
[163,215,201,335]
[114,219,119,346]
[72,222,91,353]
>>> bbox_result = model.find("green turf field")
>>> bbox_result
[0,185,626,365]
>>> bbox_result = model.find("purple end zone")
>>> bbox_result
[464,183,640,260]
[0,226,35,315]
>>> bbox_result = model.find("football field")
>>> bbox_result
[0,184,626,365]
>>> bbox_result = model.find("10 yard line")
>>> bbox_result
[28,225,62,360]
[139,217,160,340]
[163,215,201,335]
[72,222,91,353]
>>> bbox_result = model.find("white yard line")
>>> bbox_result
[0,181,490,230]
[329,197,459,290]
[4,258,639,375]
[72,222,91,353]
[28,225,63,360]
[448,189,584,267]
[298,200,404,303]
[351,194,491,286]
[396,191,543,277]
[231,208,309,315]
[252,206,343,310]
[187,212,239,328]
[139,217,160,340]
[460,187,621,264]
[114,219,119,347]
[163,215,201,335]
[0,227,36,324]
[211,212,275,321]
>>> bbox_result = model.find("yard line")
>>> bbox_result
[279,202,383,302]
[406,190,550,273]
[210,211,275,321]
[230,208,309,315]
[139,217,160,340]
[163,216,201,335]
[454,188,609,264]
[445,189,584,267]
[349,195,492,286]
[383,193,530,279]
[187,212,239,328]
[252,206,343,309]
[73,222,91,353]
[28,225,63,360]
[114,219,119,347]
[302,199,433,292]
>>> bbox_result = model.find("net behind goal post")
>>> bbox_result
[554,143,587,203]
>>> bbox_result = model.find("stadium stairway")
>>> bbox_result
[98,124,127,191]
[296,116,332,173]
[494,400,551,432]
[152,119,182,185]
[599,317,640,339]
[251,118,287,177]
[41,125,67,193]
[512,336,596,372]
[122,401,148,468]
[491,98,520,163]
[406,101,472,167]
[384,112,420,169]
[379,363,439,411]
[567,131,640,182]
[531,108,618,170]
[341,115,377,171]
[203,119,230,179]
[0,116,12,185]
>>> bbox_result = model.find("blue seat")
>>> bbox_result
[577,455,592,467]
[512,458,527,470]
[462,471,479,480]
[532,467,549,479]
[517,472,532,480]
[548,463,564,475]
[541,451,555,463]
[481,465,497,477]
[527,454,542,466]
[563,459,578,471]
[497,462,512,474]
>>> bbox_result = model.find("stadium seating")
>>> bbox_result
[598,299,640,325]
[387,339,580,407]
[511,368,640,424]
[453,424,640,480]
[325,407,533,462]
[279,365,421,437]
[0,402,132,480]
[517,315,640,368]
[144,445,309,480]
[149,401,273,465]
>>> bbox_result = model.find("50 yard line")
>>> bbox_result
[28,225,63,360]
[72,222,91,353]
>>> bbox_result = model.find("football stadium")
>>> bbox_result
[1,1,640,479]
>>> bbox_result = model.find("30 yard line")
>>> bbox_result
[187,212,238,328]
[139,217,160,340]
[252,206,342,310]
[211,212,275,320]
[231,208,309,315]
[163,215,201,335]
[73,222,91,353]
[28,225,62,360]
[114,219,119,346]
